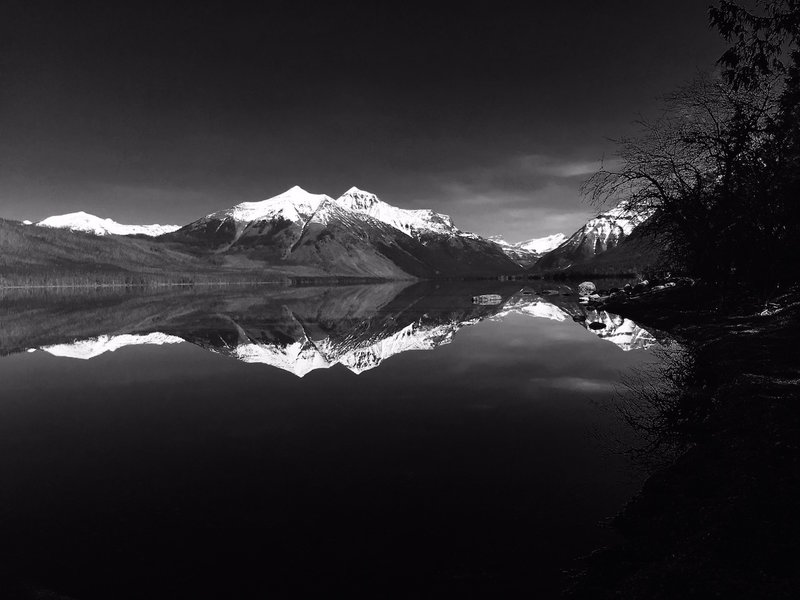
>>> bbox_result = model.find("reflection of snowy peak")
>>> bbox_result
[497,292,656,351]
[323,320,471,374]
[582,310,657,351]
[493,297,570,322]
[37,212,180,237]
[28,286,658,375]
[215,313,477,377]
[39,333,184,359]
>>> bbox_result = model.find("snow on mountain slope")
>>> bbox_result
[579,205,650,244]
[492,233,568,267]
[335,187,462,239]
[215,186,329,224]
[535,203,655,271]
[166,185,520,277]
[186,185,332,247]
[517,233,567,254]
[37,212,180,237]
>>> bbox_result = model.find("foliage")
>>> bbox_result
[585,1,800,289]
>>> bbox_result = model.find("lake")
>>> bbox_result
[0,281,666,598]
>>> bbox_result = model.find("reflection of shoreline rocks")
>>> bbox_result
[570,285,800,598]
[496,291,659,352]
[582,310,657,351]
[11,282,660,376]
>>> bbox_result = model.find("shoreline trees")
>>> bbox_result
[586,1,800,290]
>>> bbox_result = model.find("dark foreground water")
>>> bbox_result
[0,281,664,598]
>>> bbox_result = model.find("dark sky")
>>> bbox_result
[0,1,727,240]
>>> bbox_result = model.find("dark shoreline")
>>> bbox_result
[567,283,800,598]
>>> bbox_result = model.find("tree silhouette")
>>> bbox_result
[584,2,800,289]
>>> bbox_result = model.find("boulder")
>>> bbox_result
[578,281,596,296]
[588,321,607,330]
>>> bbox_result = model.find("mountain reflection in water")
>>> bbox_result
[0,280,668,599]
[2,281,660,376]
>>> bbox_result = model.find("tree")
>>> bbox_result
[584,1,800,288]
[584,75,779,283]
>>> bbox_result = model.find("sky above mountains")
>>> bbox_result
[1,1,726,241]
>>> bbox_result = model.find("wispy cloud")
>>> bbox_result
[514,154,609,178]
[410,153,607,241]
[528,376,617,393]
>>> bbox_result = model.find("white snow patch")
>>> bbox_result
[41,332,184,359]
[37,212,180,237]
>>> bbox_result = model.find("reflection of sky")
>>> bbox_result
[0,309,659,596]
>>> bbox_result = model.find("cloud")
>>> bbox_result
[515,154,608,178]
[410,153,607,241]
[528,376,617,393]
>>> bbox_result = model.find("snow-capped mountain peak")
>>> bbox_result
[491,232,568,268]
[516,233,567,254]
[334,187,461,239]
[581,204,652,244]
[214,186,332,224]
[336,186,381,210]
[37,212,180,237]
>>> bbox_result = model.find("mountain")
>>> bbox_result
[534,204,654,272]
[516,233,568,254]
[6,186,531,281]
[336,187,461,238]
[165,186,521,278]
[37,212,180,237]
[492,233,567,268]
[333,188,521,276]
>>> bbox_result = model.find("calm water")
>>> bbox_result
[0,282,663,598]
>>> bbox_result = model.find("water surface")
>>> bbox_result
[0,281,663,598]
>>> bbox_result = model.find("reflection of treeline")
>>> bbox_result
[0,270,287,288]
[580,299,800,598]
[585,1,800,290]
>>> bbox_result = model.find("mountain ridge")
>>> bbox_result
[163,186,521,278]
[533,204,655,273]
[37,211,180,237]
[492,233,568,268]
